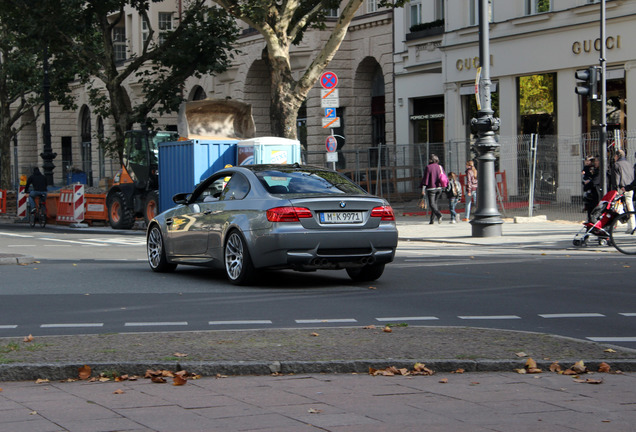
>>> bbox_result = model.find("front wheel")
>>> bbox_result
[610,211,636,255]
[147,225,177,272]
[144,191,159,225]
[346,263,386,282]
[224,231,255,285]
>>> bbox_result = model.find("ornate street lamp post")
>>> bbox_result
[40,46,57,186]
[470,0,502,237]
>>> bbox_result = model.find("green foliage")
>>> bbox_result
[518,74,555,116]
[409,19,444,34]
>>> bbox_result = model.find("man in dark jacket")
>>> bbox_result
[613,149,635,230]
[25,167,48,213]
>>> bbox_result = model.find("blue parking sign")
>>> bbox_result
[324,108,336,119]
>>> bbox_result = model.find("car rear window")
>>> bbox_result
[256,170,366,195]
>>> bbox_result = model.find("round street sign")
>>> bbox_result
[320,71,338,90]
[325,135,337,152]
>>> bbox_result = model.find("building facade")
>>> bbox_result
[394,0,636,202]
[11,0,395,189]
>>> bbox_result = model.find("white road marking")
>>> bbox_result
[209,320,273,325]
[619,313,636,317]
[539,313,605,318]
[376,316,439,322]
[0,325,18,329]
[41,323,104,328]
[587,337,636,342]
[125,322,188,327]
[295,319,358,324]
[458,315,521,320]
[40,237,107,246]
[0,232,33,238]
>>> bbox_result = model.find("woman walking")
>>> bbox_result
[420,154,445,224]
[464,160,478,221]
[446,172,462,223]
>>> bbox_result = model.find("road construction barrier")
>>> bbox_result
[56,184,85,223]
[0,189,6,214]
[17,186,27,219]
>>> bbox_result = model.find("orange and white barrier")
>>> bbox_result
[57,184,85,223]
[17,186,27,219]
[0,189,6,214]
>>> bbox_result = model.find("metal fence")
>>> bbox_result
[306,130,636,222]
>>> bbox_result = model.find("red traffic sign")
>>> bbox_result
[320,71,338,90]
[325,136,337,152]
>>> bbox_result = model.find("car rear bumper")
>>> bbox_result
[248,227,398,269]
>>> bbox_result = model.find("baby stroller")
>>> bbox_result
[573,190,625,247]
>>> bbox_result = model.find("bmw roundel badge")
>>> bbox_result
[339,201,346,208]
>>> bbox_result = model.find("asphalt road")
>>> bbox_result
[1,224,635,350]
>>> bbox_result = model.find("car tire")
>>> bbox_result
[144,191,159,225]
[147,224,177,273]
[108,191,135,230]
[346,263,386,282]
[224,230,255,285]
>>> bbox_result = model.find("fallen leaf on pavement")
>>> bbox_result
[604,348,616,353]
[310,332,319,337]
[598,362,611,373]
[23,334,34,343]
[362,325,376,329]
[78,365,92,380]
[308,408,323,414]
[451,368,465,374]
[439,378,448,384]
[113,389,125,394]
[35,379,49,384]
[515,352,527,357]
[549,361,562,373]
[173,352,188,358]
[574,378,603,384]
[383,326,392,333]
[571,360,587,374]
[173,374,187,386]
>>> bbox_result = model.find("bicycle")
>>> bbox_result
[28,195,47,229]
[609,209,636,255]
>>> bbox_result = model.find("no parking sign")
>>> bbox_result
[320,71,338,90]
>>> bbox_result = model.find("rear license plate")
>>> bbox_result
[319,212,363,224]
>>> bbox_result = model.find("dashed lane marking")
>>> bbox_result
[539,313,605,319]
[458,315,521,320]
[41,323,104,328]
[376,316,439,322]
[209,320,273,325]
[125,322,188,327]
[587,337,636,342]
[295,319,358,324]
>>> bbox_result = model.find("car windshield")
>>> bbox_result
[255,169,366,195]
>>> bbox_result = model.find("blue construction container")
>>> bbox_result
[158,139,238,213]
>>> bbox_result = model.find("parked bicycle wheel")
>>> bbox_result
[609,211,636,255]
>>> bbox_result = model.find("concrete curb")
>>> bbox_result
[3,359,636,382]
[0,254,36,265]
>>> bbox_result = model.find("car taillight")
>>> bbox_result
[267,206,313,222]
[370,205,395,221]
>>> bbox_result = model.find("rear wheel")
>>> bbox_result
[346,263,386,282]
[108,191,135,229]
[144,191,159,225]
[38,205,47,228]
[28,204,36,228]
[147,225,177,272]
[224,231,255,285]
[610,211,636,254]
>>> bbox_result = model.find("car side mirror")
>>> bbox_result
[172,192,189,205]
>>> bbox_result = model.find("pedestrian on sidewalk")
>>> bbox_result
[613,149,635,230]
[463,160,478,221]
[582,155,600,222]
[446,172,462,223]
[420,154,444,224]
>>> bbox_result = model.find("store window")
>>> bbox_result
[411,97,444,144]
[583,74,626,135]
[517,73,557,200]
[469,0,493,26]
[525,0,551,15]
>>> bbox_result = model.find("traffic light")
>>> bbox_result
[575,66,601,100]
